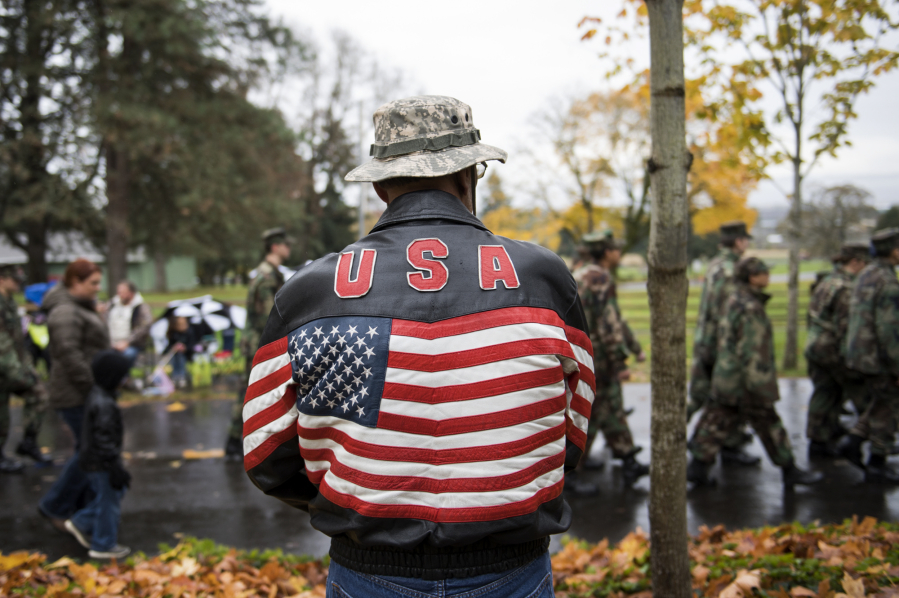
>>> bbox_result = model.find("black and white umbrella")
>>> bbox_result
[149,295,247,354]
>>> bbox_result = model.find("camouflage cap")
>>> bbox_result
[345,95,507,182]
[720,221,753,241]
[871,228,899,253]
[581,229,623,253]
[262,227,295,245]
[839,242,872,263]
[735,256,769,282]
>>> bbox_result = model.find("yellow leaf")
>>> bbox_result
[46,556,76,569]
[0,551,36,572]
[170,556,200,577]
[166,401,187,412]
[790,587,817,597]
[182,448,225,460]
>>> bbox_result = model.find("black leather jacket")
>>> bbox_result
[79,386,124,472]
[242,190,595,579]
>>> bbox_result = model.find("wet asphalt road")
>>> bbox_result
[2,378,897,560]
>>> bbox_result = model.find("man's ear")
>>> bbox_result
[373,182,390,204]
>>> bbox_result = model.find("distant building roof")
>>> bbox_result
[0,232,146,266]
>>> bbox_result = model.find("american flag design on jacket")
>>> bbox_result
[243,306,594,522]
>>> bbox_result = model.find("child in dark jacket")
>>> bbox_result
[63,350,133,559]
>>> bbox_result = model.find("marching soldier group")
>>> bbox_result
[569,221,899,494]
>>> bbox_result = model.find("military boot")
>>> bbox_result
[837,434,865,470]
[808,440,840,459]
[781,462,824,487]
[720,447,761,466]
[0,454,24,474]
[16,433,50,464]
[621,452,649,485]
[864,455,899,485]
[564,471,600,497]
[686,458,716,487]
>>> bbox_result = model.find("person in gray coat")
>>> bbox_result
[38,259,110,530]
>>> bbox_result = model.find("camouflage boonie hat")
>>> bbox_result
[262,227,295,245]
[582,229,623,251]
[838,242,872,263]
[871,228,899,253]
[345,95,507,182]
[720,221,753,241]
[735,256,769,282]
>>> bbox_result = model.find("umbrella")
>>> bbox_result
[149,295,247,354]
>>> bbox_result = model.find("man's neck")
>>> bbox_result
[265,253,282,267]
[0,288,11,300]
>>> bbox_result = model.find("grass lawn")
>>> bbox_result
[139,279,814,379]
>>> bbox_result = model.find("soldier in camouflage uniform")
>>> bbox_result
[571,231,649,494]
[687,258,823,487]
[839,229,899,483]
[0,265,49,473]
[224,228,292,460]
[805,243,871,456]
[689,221,759,465]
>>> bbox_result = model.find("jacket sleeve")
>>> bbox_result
[243,306,318,510]
[87,398,123,470]
[562,291,596,471]
[876,282,899,377]
[0,326,36,394]
[598,286,628,372]
[127,303,153,348]
[48,304,94,396]
[741,307,780,403]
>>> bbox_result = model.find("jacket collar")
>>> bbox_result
[370,190,488,234]
[737,282,771,305]
[875,257,896,271]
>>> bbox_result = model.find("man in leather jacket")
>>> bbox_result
[242,96,595,597]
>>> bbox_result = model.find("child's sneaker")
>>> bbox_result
[89,545,131,559]
[63,519,91,549]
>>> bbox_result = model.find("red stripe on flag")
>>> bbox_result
[243,386,297,437]
[382,366,564,404]
[318,478,564,523]
[388,339,577,372]
[392,307,568,340]
[298,422,566,465]
[244,424,298,472]
[570,393,592,421]
[252,337,289,368]
[576,363,596,392]
[377,394,566,437]
[244,364,293,405]
[564,326,592,356]
[303,449,565,494]
[566,416,587,451]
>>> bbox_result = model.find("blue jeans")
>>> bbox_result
[326,552,554,598]
[39,407,91,519]
[69,470,125,551]
[171,352,187,379]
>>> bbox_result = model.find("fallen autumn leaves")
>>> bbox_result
[2,517,897,597]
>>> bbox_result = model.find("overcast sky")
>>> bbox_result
[265,0,899,211]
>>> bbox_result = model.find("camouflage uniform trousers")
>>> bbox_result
[0,385,47,451]
[805,361,869,444]
[688,358,753,450]
[228,360,252,442]
[690,397,793,467]
[584,374,635,459]
[850,375,899,457]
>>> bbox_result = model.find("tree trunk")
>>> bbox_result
[645,2,692,597]
[25,221,49,283]
[783,158,802,370]
[105,143,129,296]
[153,248,168,293]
